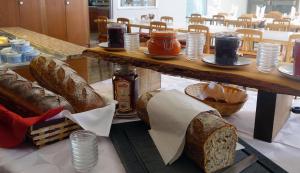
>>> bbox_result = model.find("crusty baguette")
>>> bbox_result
[0,68,74,116]
[136,91,237,173]
[29,56,105,113]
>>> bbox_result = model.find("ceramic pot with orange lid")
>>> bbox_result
[147,31,181,56]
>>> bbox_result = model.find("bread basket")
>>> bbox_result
[185,83,248,117]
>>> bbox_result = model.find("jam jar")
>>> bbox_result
[107,23,127,48]
[113,64,139,118]
[147,31,181,56]
[215,33,240,65]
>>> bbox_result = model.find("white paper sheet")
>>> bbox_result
[147,90,215,165]
[65,94,117,137]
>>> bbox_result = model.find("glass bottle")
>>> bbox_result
[113,64,139,118]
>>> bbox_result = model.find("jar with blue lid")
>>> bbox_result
[10,39,32,53]
[0,47,22,64]
[22,49,40,62]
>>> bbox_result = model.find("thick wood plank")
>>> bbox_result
[83,47,300,97]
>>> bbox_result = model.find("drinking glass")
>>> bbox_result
[107,23,127,48]
[124,33,140,51]
[70,130,98,173]
[185,32,206,61]
[256,43,280,73]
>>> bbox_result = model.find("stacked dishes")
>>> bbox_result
[0,39,40,64]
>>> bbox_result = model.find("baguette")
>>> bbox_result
[136,91,237,173]
[0,68,74,116]
[29,56,105,113]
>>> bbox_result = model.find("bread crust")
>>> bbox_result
[136,91,238,173]
[0,68,74,116]
[30,56,105,113]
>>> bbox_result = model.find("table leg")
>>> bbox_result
[254,90,293,142]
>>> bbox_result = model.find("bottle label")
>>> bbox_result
[115,79,132,112]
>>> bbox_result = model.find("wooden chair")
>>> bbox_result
[238,16,252,28]
[97,16,108,43]
[189,17,204,25]
[117,17,131,33]
[264,11,282,19]
[212,15,225,25]
[241,13,257,18]
[218,12,228,17]
[236,28,263,56]
[273,19,291,25]
[191,13,201,18]
[285,34,300,62]
[188,24,210,53]
[265,23,289,31]
[150,21,167,33]
[160,16,174,23]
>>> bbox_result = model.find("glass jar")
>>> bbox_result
[215,33,240,65]
[256,43,280,73]
[147,31,181,56]
[107,23,127,48]
[185,32,206,61]
[113,64,139,118]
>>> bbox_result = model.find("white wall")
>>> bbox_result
[112,0,187,27]
[207,0,248,17]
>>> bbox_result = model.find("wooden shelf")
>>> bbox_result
[83,47,300,96]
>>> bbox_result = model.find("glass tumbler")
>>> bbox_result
[70,130,98,173]
[107,23,127,48]
[256,43,280,73]
[185,32,206,61]
[124,33,140,51]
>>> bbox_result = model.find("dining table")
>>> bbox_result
[83,47,299,143]
[96,19,295,45]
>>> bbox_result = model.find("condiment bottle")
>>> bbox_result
[113,64,139,118]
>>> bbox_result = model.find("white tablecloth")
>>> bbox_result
[1,77,300,173]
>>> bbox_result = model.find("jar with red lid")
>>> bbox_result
[147,31,181,56]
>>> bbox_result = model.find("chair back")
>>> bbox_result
[188,24,210,53]
[265,23,289,31]
[273,19,291,25]
[285,34,300,62]
[264,11,283,19]
[160,16,174,23]
[97,16,108,35]
[189,17,204,24]
[117,17,131,33]
[237,16,252,28]
[150,21,167,33]
[191,13,201,18]
[218,12,228,16]
[212,15,225,25]
[236,28,263,56]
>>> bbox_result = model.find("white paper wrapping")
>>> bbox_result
[147,90,215,164]
[65,94,117,137]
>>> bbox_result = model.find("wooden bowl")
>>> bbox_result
[185,83,248,117]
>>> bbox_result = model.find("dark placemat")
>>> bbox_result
[110,121,287,173]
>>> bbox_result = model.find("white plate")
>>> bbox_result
[202,55,252,69]
[278,63,300,81]
[98,42,125,51]
[144,50,183,60]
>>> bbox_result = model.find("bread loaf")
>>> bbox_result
[136,91,237,173]
[29,56,105,113]
[0,68,74,116]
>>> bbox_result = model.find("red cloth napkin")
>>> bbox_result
[0,104,63,148]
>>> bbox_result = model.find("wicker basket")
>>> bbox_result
[27,117,81,148]
[185,83,248,117]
